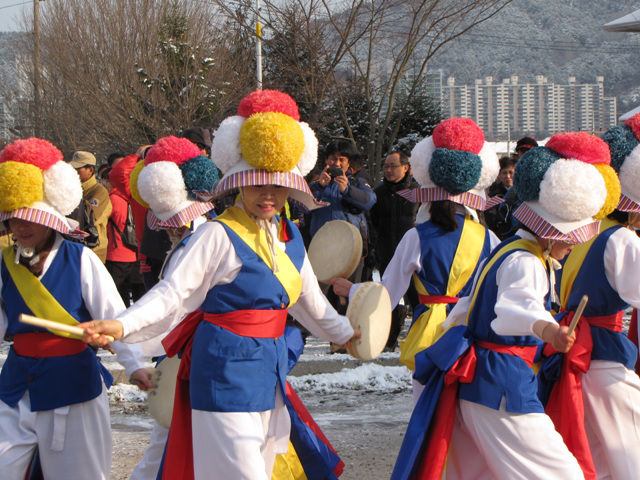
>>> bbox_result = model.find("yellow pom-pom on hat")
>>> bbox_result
[592,163,621,219]
[239,111,304,172]
[0,162,43,212]
[130,160,149,209]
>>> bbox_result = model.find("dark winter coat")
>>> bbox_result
[370,173,420,272]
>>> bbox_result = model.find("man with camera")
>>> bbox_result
[309,140,376,318]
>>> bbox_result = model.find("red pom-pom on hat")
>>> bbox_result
[237,89,301,122]
[624,113,640,141]
[546,132,610,165]
[432,118,484,154]
[0,137,63,170]
[145,136,202,166]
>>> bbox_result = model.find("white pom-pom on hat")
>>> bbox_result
[211,116,245,174]
[298,122,318,176]
[475,143,500,192]
[539,159,606,222]
[137,162,191,221]
[43,161,83,216]
[619,144,640,206]
[410,136,436,187]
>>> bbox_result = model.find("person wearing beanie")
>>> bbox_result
[0,138,151,479]
[69,150,112,263]
[535,116,640,480]
[334,118,501,400]
[388,131,613,480]
[514,135,538,159]
[80,90,358,480]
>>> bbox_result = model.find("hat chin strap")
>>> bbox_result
[13,242,39,266]
[541,239,561,306]
[255,217,279,274]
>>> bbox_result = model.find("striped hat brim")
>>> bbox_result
[397,187,486,211]
[0,204,87,239]
[147,201,215,230]
[513,202,600,244]
[617,193,640,213]
[214,163,326,211]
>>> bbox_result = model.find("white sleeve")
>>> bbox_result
[604,227,640,309]
[80,247,145,375]
[288,256,354,345]
[380,228,422,308]
[0,274,6,342]
[490,251,556,337]
[118,222,242,343]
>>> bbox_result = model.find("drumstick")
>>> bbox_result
[19,314,115,343]
[567,295,588,335]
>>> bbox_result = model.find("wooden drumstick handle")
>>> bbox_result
[19,314,115,343]
[567,295,588,336]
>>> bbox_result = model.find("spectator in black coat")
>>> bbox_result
[370,150,420,350]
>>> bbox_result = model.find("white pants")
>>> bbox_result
[0,387,111,480]
[582,360,640,480]
[129,422,169,480]
[446,399,584,480]
[191,387,290,480]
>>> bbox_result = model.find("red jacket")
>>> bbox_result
[106,188,137,262]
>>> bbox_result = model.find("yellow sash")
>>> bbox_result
[272,441,308,480]
[399,217,486,370]
[559,218,618,308]
[2,246,82,339]
[216,207,302,306]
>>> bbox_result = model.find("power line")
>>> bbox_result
[0,1,28,11]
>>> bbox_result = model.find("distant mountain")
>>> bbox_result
[429,0,640,111]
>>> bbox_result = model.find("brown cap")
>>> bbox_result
[68,151,97,168]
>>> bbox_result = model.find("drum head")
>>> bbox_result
[147,355,180,429]
[346,282,392,360]
[308,220,362,283]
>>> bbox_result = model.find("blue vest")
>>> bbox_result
[0,240,112,411]
[458,236,548,414]
[411,214,493,325]
[189,218,306,412]
[558,225,637,369]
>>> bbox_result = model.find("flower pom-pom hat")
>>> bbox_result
[134,136,219,230]
[601,112,640,213]
[0,138,85,239]
[210,89,323,210]
[400,117,500,210]
[512,131,619,244]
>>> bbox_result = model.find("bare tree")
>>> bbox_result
[13,0,254,157]
[212,0,512,181]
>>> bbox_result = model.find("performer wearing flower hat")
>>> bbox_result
[333,118,500,401]
[81,90,358,480]
[536,116,640,480]
[389,131,613,480]
[0,138,151,480]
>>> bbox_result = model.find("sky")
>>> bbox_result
[0,1,30,32]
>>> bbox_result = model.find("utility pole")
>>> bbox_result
[255,0,262,89]
[33,0,42,137]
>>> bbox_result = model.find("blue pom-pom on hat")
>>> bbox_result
[180,155,220,200]
[601,125,639,172]
[513,147,560,202]
[429,149,481,195]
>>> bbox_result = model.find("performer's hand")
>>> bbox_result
[130,368,154,391]
[341,329,362,349]
[541,322,575,353]
[330,277,354,297]
[78,320,124,347]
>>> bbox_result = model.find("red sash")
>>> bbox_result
[159,308,288,480]
[543,310,623,480]
[13,332,87,357]
[418,295,459,305]
[628,309,640,374]
[415,342,537,480]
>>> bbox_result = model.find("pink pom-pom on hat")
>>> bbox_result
[0,137,63,170]
[625,114,640,141]
[144,136,202,166]
[545,132,610,165]
[237,89,301,121]
[432,118,485,155]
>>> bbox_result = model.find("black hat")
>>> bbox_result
[515,136,538,152]
[179,127,212,150]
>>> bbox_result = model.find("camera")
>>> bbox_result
[326,167,344,178]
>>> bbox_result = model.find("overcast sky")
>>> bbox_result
[0,1,30,32]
